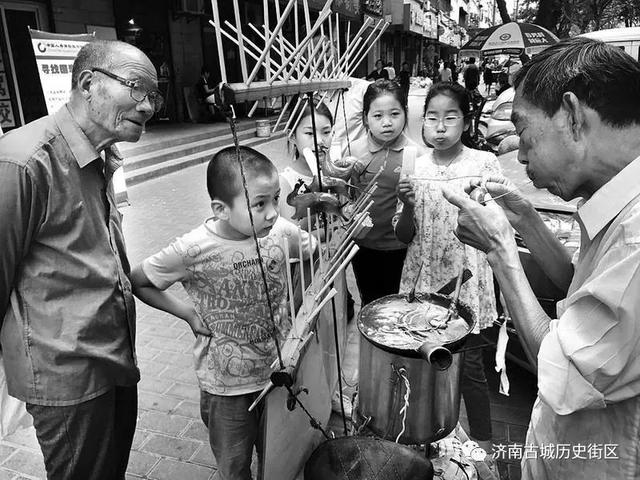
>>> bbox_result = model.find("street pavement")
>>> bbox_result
[0,88,534,480]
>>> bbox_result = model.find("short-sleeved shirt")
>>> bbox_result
[0,105,137,406]
[143,217,315,396]
[523,155,640,479]
[351,132,425,251]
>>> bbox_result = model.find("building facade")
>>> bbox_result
[0,0,492,131]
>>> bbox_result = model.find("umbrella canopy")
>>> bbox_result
[460,22,559,57]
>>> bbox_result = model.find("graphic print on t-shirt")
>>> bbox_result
[182,233,292,394]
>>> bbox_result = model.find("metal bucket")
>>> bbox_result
[255,119,271,137]
[304,436,433,480]
[355,293,475,445]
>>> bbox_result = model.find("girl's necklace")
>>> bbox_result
[433,145,463,176]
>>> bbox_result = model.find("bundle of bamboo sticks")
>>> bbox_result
[209,0,389,133]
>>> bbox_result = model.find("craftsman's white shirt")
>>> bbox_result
[522,156,640,479]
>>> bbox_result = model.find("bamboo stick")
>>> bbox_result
[283,237,297,326]
[232,0,248,82]
[263,0,270,82]
[307,208,315,281]
[210,0,227,83]
[348,22,390,76]
[246,0,296,86]
[315,246,359,301]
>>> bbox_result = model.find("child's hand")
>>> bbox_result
[186,309,212,337]
[397,177,415,206]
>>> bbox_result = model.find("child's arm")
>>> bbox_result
[395,177,416,243]
[130,265,211,337]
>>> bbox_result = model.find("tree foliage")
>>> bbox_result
[517,0,640,37]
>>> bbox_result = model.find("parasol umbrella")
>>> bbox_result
[460,22,559,57]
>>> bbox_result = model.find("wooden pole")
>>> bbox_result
[246,0,296,86]
[210,0,227,83]
[348,21,390,76]
[263,0,270,82]
[232,0,248,82]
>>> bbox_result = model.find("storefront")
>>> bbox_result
[0,0,364,129]
[0,0,51,131]
[382,0,425,74]
[360,0,383,77]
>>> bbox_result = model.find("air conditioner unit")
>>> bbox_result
[174,0,204,16]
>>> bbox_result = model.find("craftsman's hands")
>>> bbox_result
[397,177,416,207]
[442,184,518,261]
[470,176,535,230]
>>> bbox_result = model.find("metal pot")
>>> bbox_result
[355,293,476,445]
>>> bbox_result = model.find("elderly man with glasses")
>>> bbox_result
[0,39,160,479]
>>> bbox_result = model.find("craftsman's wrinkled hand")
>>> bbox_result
[468,176,534,230]
[397,177,415,207]
[442,185,516,255]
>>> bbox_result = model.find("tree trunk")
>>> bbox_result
[496,0,512,23]
[535,0,562,32]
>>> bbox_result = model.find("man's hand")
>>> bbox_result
[442,185,518,258]
[397,177,416,207]
[468,176,535,230]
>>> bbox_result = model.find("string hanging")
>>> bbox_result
[226,108,284,371]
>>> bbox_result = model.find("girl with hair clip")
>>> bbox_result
[350,79,426,306]
[395,82,501,469]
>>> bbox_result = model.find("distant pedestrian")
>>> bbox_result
[0,39,161,479]
[366,59,389,81]
[482,61,494,95]
[439,61,452,82]
[463,57,480,91]
[384,61,396,80]
[397,61,411,100]
[131,146,316,480]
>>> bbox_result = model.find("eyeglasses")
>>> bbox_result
[424,115,463,128]
[91,67,164,113]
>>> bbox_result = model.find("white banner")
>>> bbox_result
[29,29,94,114]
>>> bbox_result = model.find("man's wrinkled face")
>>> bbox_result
[88,50,158,143]
[512,88,582,200]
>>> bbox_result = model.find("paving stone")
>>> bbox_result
[1,428,39,450]
[181,421,209,443]
[145,336,191,354]
[0,469,15,480]
[2,449,46,478]
[145,326,190,340]
[152,351,194,369]
[138,376,173,395]
[141,434,200,461]
[165,382,200,400]
[127,449,160,477]
[137,359,169,377]
[136,344,163,361]
[0,445,17,463]
[190,445,216,468]
[131,428,151,451]
[138,391,181,414]
[160,365,198,385]
[138,411,191,436]
[173,400,202,420]
[147,458,214,480]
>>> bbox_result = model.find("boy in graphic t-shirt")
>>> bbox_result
[130,146,316,480]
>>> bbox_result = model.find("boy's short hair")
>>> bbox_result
[206,146,277,203]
